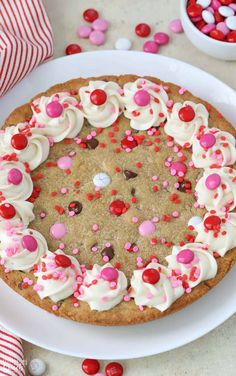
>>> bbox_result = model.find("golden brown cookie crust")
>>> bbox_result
[0,74,236,326]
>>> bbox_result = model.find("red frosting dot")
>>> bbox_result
[204,215,221,231]
[55,254,72,268]
[142,268,160,284]
[178,105,195,122]
[121,136,138,150]
[135,23,151,37]
[83,9,99,23]
[11,133,28,150]
[82,359,100,375]
[90,89,107,106]
[65,44,82,55]
[105,362,123,376]
[0,203,16,219]
[109,200,127,216]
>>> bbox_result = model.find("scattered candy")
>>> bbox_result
[203,215,221,230]
[188,216,202,228]
[90,89,107,105]
[93,172,111,187]
[77,25,92,38]
[143,40,159,53]
[50,223,67,240]
[115,37,132,50]
[28,358,46,376]
[101,267,119,281]
[153,32,170,45]
[89,30,106,45]
[205,173,221,190]
[169,19,183,33]
[105,362,123,376]
[82,359,100,375]
[57,156,72,170]
[135,23,151,37]
[83,9,99,23]
[55,254,72,268]
[133,89,151,106]
[65,43,82,55]
[139,220,156,236]
[92,18,109,32]
[22,235,38,252]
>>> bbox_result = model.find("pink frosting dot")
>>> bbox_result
[46,101,63,118]
[89,30,106,45]
[8,168,23,185]
[169,19,183,33]
[92,18,109,32]
[205,173,221,190]
[57,156,72,170]
[101,266,119,281]
[77,25,92,38]
[133,89,151,107]
[199,133,216,149]
[22,235,38,252]
[153,32,170,45]
[139,220,156,236]
[50,223,67,240]
[176,249,194,264]
[143,41,159,54]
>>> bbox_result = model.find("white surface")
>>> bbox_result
[0,51,236,360]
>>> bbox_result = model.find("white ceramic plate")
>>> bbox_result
[0,51,236,360]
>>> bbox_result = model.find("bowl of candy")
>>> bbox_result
[180,0,236,60]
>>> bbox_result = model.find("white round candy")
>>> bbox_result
[93,172,111,187]
[219,6,234,17]
[188,216,203,229]
[202,10,215,24]
[28,359,46,376]
[197,0,211,9]
[115,37,132,50]
[226,16,236,30]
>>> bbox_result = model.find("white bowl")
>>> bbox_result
[180,0,236,60]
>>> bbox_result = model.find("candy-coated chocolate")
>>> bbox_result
[139,220,156,236]
[83,8,99,23]
[135,23,151,37]
[204,215,221,230]
[199,133,216,149]
[11,133,28,150]
[8,168,23,185]
[77,25,92,38]
[50,223,67,240]
[178,105,195,122]
[143,41,159,53]
[0,203,16,219]
[89,30,106,45]
[153,32,170,45]
[46,101,63,118]
[82,359,100,375]
[101,267,119,281]
[205,173,221,190]
[22,235,38,252]
[90,89,107,105]
[133,89,151,106]
[115,37,132,50]
[176,249,195,264]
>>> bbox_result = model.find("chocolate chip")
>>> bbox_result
[68,201,83,214]
[131,188,136,196]
[86,138,99,150]
[101,245,115,260]
[177,180,192,193]
[124,170,138,180]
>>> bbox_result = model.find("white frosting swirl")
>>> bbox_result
[79,81,124,128]
[0,161,33,201]
[192,127,236,168]
[0,222,48,271]
[78,263,128,311]
[166,243,217,288]
[0,124,50,170]
[0,199,34,228]
[165,101,209,146]
[31,92,84,142]
[130,263,184,311]
[35,250,81,303]
[195,167,236,212]
[122,78,168,130]
[195,212,236,257]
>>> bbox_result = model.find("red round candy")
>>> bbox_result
[83,9,99,23]
[135,23,151,37]
[204,215,221,230]
[55,254,72,268]
[82,359,100,375]
[209,29,225,41]
[121,136,138,150]
[65,44,82,55]
[187,4,203,18]
[142,268,160,284]
[214,11,223,24]
[109,200,127,216]
[11,133,28,150]
[0,203,16,219]
[90,89,107,106]
[178,105,195,122]
[227,31,236,43]
[105,362,123,376]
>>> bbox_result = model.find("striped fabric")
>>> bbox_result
[0,0,54,97]
[0,327,25,376]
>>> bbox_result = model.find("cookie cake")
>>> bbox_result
[0,75,236,325]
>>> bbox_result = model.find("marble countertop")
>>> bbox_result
[23,0,236,375]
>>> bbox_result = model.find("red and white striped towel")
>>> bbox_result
[0,0,54,97]
[0,327,25,376]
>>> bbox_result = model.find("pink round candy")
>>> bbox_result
[92,18,109,32]
[139,220,156,236]
[205,173,221,190]
[50,223,67,240]
[171,162,187,174]
[176,249,194,264]
[201,24,216,34]
[169,19,183,33]
[199,133,216,149]
[153,32,170,45]
[57,156,72,170]
[89,30,106,45]
[216,22,230,36]
[8,168,23,185]
[46,101,63,118]
[77,25,92,38]
[22,235,38,252]
[101,267,119,281]
[133,90,151,106]
[143,41,159,54]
